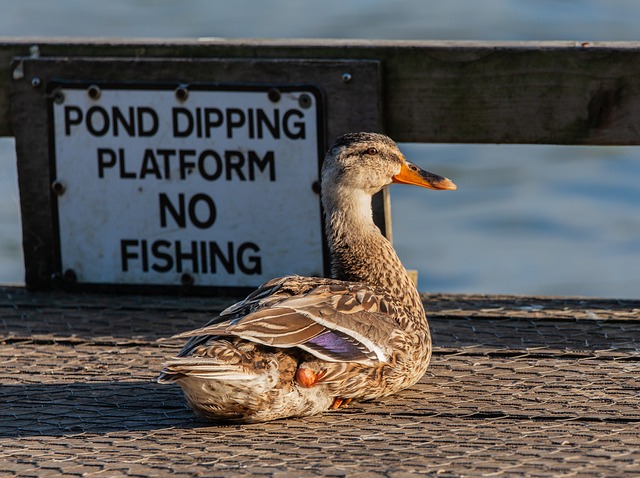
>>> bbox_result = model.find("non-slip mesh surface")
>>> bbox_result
[1,287,639,477]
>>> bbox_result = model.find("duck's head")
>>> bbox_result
[322,132,457,196]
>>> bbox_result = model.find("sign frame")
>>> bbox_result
[11,57,384,295]
[49,81,327,291]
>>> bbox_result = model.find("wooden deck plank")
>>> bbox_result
[3,39,640,144]
[1,286,639,475]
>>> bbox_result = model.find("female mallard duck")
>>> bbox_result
[158,132,456,422]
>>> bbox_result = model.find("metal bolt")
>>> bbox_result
[175,86,189,102]
[181,273,195,287]
[87,85,101,100]
[29,45,41,58]
[268,88,281,103]
[12,61,25,81]
[62,269,77,284]
[51,180,66,196]
[53,91,65,104]
[298,93,312,109]
[31,77,41,88]
[342,72,352,83]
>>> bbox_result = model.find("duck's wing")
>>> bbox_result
[172,275,314,357]
[172,276,399,365]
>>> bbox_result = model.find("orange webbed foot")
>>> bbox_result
[330,397,353,409]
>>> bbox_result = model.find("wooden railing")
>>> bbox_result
[2,38,640,144]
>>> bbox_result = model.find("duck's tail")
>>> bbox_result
[157,356,259,383]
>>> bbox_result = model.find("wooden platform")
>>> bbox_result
[1,286,639,476]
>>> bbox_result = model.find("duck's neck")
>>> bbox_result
[323,186,423,313]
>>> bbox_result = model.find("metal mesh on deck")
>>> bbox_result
[1,288,639,476]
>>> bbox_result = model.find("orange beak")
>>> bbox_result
[392,160,457,191]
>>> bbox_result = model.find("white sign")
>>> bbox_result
[51,85,324,288]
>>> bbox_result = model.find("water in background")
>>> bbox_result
[0,0,639,298]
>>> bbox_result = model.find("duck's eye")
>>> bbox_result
[365,147,378,155]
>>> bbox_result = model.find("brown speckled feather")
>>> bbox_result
[171,276,400,365]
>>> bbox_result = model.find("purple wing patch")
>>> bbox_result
[304,330,374,362]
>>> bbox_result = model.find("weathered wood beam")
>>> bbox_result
[2,38,640,144]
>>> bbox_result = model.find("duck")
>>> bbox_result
[157,132,456,422]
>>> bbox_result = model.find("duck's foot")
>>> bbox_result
[330,397,353,409]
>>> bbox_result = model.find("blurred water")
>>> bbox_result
[393,144,640,297]
[0,0,639,297]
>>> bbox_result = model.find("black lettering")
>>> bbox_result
[200,241,208,273]
[172,107,193,137]
[156,149,175,179]
[118,148,136,179]
[119,239,263,277]
[64,106,83,135]
[112,106,135,136]
[138,107,159,136]
[140,149,162,179]
[238,242,262,274]
[248,150,276,181]
[226,108,245,138]
[247,108,255,138]
[256,109,279,139]
[120,239,139,272]
[224,151,246,180]
[197,150,223,180]
[141,239,149,272]
[159,193,186,228]
[188,193,216,229]
[209,242,234,274]
[175,240,199,273]
[283,109,306,139]
[97,148,117,178]
[151,240,173,273]
[203,108,223,138]
[86,106,110,136]
[195,108,203,138]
